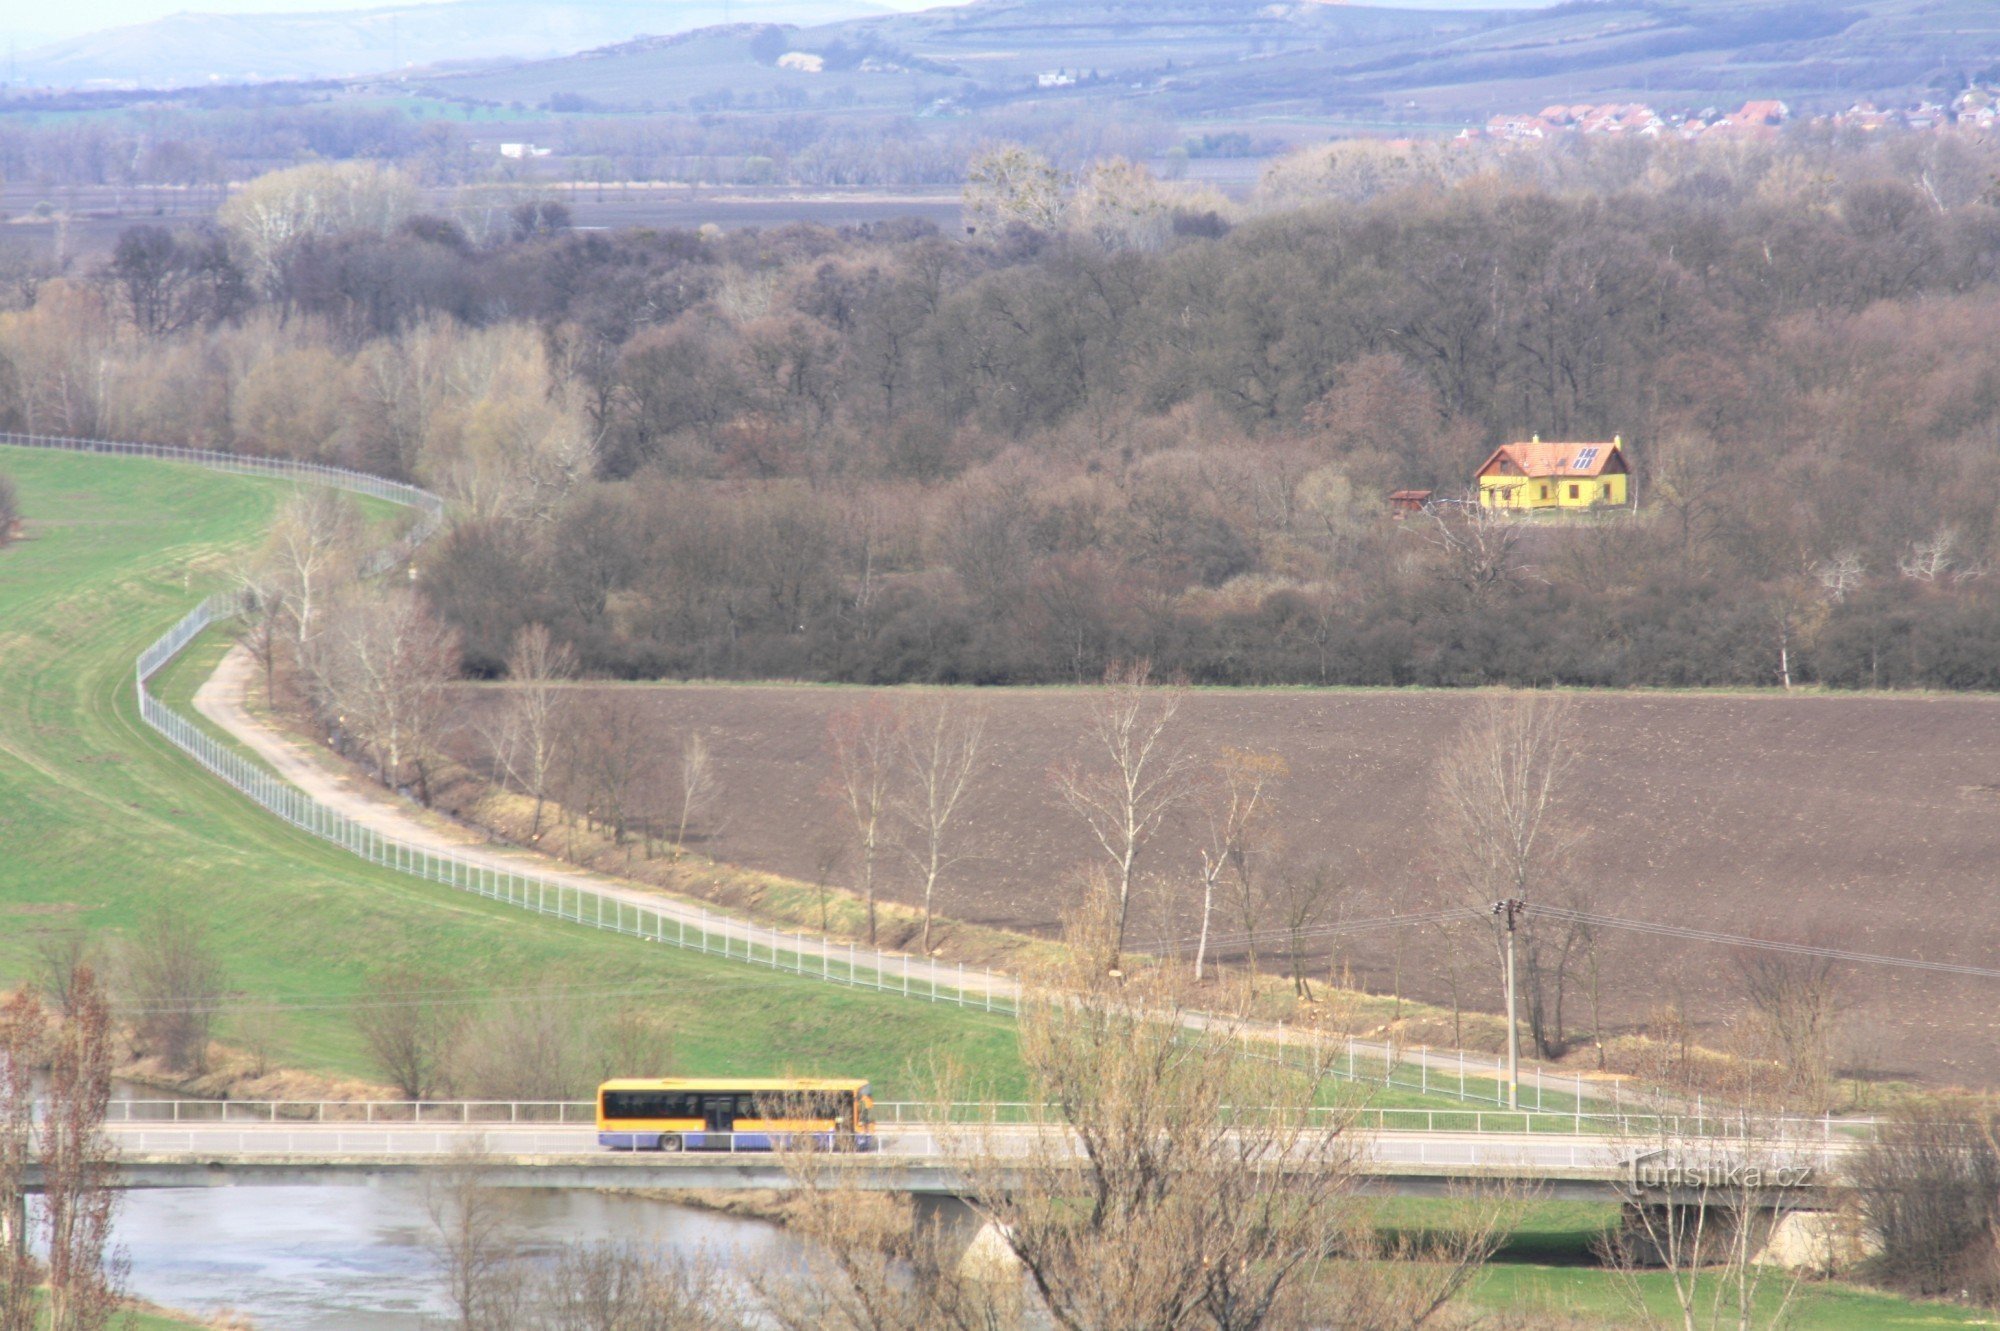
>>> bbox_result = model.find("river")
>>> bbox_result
[117,1183,788,1329]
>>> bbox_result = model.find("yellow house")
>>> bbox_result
[1475,435,1630,511]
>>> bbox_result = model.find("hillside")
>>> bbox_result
[11,0,912,90]
[419,0,2000,123]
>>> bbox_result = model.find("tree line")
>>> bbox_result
[9,133,2000,689]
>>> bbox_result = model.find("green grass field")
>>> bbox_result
[0,446,1024,1097]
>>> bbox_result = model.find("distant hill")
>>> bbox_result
[416,0,2000,122]
[11,0,911,89]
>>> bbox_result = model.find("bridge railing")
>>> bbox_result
[102,1097,1877,1143]
[2,433,1018,1018]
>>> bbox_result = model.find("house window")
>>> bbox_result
[1540,485,1550,500]
[1569,483,1580,499]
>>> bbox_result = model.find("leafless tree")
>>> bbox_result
[319,587,463,806]
[353,963,466,1100]
[1609,1097,1804,1331]
[1051,661,1193,967]
[1811,550,1867,603]
[1849,1098,2000,1300]
[826,700,899,948]
[892,697,986,954]
[536,1243,751,1331]
[1900,527,1961,583]
[33,929,95,1017]
[0,473,17,546]
[671,728,722,859]
[1193,749,1286,984]
[1419,504,1530,601]
[124,899,227,1074]
[483,623,577,840]
[42,965,124,1331]
[1431,691,1584,1058]
[232,555,289,700]
[937,899,1369,1331]
[450,987,640,1102]
[0,991,40,1331]
[558,693,659,859]
[1735,949,1845,1115]
[266,485,358,666]
[1272,858,1340,1002]
[424,1138,528,1331]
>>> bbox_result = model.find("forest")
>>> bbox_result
[6,129,2000,689]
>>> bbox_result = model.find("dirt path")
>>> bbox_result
[192,645,1016,1004]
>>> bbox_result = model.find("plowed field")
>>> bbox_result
[458,683,2000,1086]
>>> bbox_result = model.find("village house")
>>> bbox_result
[1475,436,1630,511]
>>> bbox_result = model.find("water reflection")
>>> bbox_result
[117,1184,789,1331]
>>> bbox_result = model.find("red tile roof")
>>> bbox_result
[1476,440,1624,479]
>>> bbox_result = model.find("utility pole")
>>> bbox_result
[1493,897,1527,1110]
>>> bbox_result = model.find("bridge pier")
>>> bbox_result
[1615,1202,1869,1275]
[912,1193,1022,1285]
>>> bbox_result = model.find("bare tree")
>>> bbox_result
[319,588,463,806]
[537,1243,752,1331]
[0,991,40,1331]
[483,623,577,840]
[1272,858,1339,1002]
[1432,691,1584,1058]
[671,728,722,859]
[451,987,631,1102]
[1736,949,1845,1115]
[42,965,123,1331]
[1811,550,1867,603]
[1610,1098,1804,1331]
[1051,661,1193,968]
[124,899,227,1074]
[893,697,986,954]
[1899,527,1961,583]
[1192,749,1286,984]
[424,1138,527,1331]
[233,554,289,700]
[33,929,95,1018]
[1849,1098,2000,1300]
[557,693,659,859]
[943,915,1362,1331]
[1419,504,1530,601]
[266,485,358,667]
[0,473,17,547]
[826,700,900,948]
[353,963,466,1100]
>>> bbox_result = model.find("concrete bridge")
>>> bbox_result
[80,1122,1845,1208]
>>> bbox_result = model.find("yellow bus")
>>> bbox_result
[596,1077,877,1152]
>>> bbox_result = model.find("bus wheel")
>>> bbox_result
[657,1134,683,1152]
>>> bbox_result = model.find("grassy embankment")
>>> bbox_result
[0,445,1023,1098]
[3,447,1990,1329]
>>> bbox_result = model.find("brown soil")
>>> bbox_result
[449,683,2000,1087]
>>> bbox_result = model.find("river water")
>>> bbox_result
[116,1184,788,1329]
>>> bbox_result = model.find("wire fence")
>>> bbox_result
[4,432,1020,1017]
[3,433,1730,1121]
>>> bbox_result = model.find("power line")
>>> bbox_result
[1528,905,2000,981]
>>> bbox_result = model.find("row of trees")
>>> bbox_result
[14,133,2000,686]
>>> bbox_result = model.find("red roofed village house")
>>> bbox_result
[1474,436,1630,511]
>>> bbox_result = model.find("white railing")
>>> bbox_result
[99,1097,1879,1144]
[3,433,1018,1016]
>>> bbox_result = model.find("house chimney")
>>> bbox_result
[1531,433,1540,443]
[1613,434,1622,447]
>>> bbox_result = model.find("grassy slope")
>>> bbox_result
[2,449,1985,1329]
[0,446,1023,1097]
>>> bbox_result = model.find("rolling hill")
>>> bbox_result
[416,0,2000,123]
